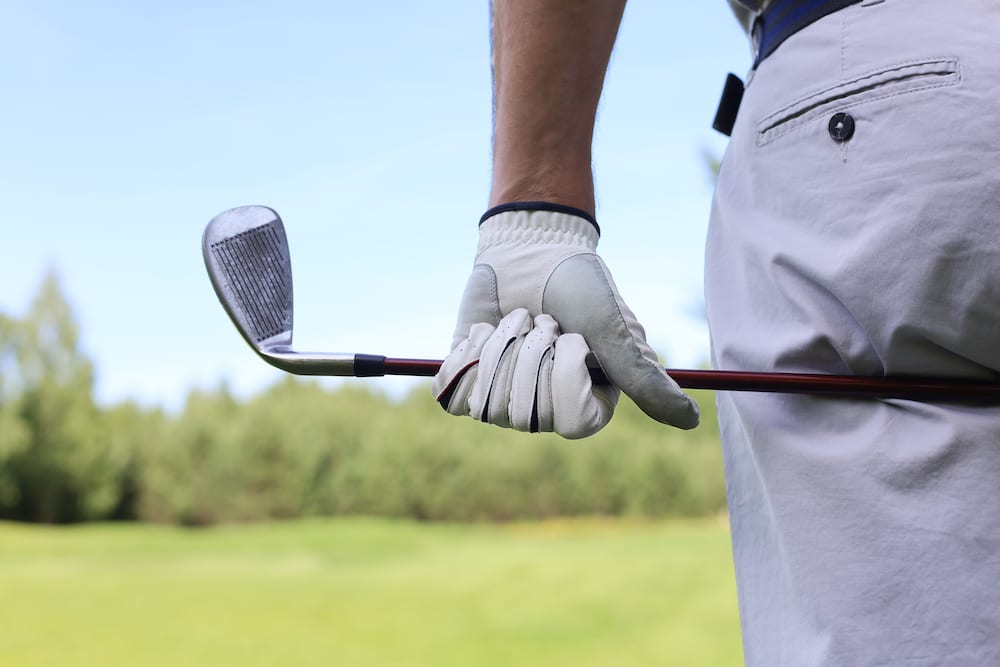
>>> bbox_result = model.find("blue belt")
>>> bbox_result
[753,0,863,66]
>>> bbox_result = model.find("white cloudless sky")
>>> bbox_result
[1,2,751,410]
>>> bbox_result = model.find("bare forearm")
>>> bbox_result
[489,0,626,215]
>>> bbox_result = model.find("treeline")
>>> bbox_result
[0,273,725,525]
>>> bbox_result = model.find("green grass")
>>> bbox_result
[0,518,742,666]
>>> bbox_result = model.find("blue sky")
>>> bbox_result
[1,2,751,410]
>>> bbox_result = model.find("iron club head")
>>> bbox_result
[202,205,366,376]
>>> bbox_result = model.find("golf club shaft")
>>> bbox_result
[378,356,1000,400]
[201,207,999,401]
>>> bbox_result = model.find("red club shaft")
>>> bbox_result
[382,357,1000,400]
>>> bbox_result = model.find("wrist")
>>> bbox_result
[489,153,595,216]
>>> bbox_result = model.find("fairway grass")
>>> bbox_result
[0,518,742,666]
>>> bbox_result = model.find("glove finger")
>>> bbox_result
[469,308,532,427]
[433,322,494,415]
[536,350,555,433]
[509,314,560,432]
[544,254,699,430]
[550,333,620,439]
[485,336,525,427]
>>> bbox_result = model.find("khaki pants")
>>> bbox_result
[706,0,1000,664]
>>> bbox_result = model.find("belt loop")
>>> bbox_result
[751,11,765,68]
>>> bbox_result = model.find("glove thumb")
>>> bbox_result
[543,253,700,430]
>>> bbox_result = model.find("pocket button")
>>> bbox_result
[828,112,855,142]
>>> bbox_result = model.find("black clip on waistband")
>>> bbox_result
[712,73,745,137]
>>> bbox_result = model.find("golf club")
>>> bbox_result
[203,206,1000,401]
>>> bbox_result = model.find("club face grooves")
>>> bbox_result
[209,222,292,344]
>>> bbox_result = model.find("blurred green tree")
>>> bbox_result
[0,272,726,526]
[0,271,133,522]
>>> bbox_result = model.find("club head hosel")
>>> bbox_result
[260,347,384,377]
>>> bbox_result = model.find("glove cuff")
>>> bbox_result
[480,201,600,235]
[478,205,600,254]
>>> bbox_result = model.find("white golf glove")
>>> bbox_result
[433,203,700,439]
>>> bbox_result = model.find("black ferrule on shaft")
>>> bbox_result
[353,354,387,377]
